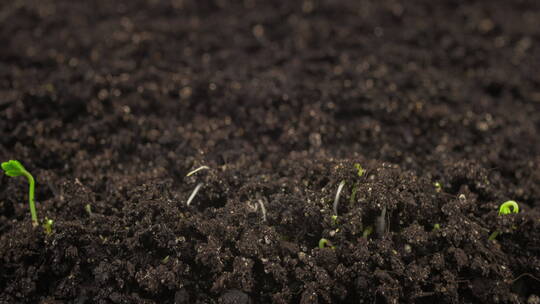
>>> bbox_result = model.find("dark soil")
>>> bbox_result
[1,0,540,303]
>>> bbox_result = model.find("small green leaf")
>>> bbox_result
[1,160,27,177]
[354,163,365,177]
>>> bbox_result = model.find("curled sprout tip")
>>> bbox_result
[186,183,203,206]
[318,238,333,249]
[186,166,209,177]
[333,180,346,216]
[499,200,519,215]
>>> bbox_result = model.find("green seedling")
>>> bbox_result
[432,223,441,231]
[349,184,358,204]
[434,182,442,193]
[331,215,338,226]
[488,200,519,241]
[43,217,54,235]
[354,163,365,177]
[362,226,373,238]
[85,204,93,216]
[498,200,519,215]
[318,238,334,249]
[1,160,38,227]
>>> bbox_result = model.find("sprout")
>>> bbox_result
[375,206,387,238]
[318,238,334,249]
[186,183,203,206]
[349,184,358,204]
[247,197,268,222]
[488,200,520,241]
[186,166,209,177]
[85,204,93,216]
[331,215,338,226]
[333,180,345,217]
[362,226,373,238]
[498,200,519,215]
[432,223,441,231]
[1,160,38,227]
[257,198,267,222]
[354,163,365,177]
[43,218,54,235]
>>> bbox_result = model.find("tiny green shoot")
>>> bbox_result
[354,163,365,177]
[362,226,373,238]
[318,238,334,249]
[349,184,358,204]
[434,182,442,193]
[1,160,38,227]
[432,223,441,231]
[488,200,519,241]
[85,204,93,216]
[43,217,54,235]
[498,200,519,215]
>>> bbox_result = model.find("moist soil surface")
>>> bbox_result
[1,0,540,303]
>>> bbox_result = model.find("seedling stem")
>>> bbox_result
[1,160,38,227]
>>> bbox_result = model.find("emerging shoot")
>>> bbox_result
[331,215,338,226]
[362,226,373,238]
[488,200,520,241]
[186,166,209,177]
[318,238,334,249]
[186,183,203,206]
[349,184,358,204]
[43,217,54,235]
[257,198,267,222]
[498,200,519,215]
[354,163,365,177]
[1,160,38,227]
[333,180,345,217]
[85,204,93,216]
[375,206,387,238]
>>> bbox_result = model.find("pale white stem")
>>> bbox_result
[333,181,346,216]
[258,199,267,222]
[376,206,387,238]
[186,183,203,206]
[186,166,209,177]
